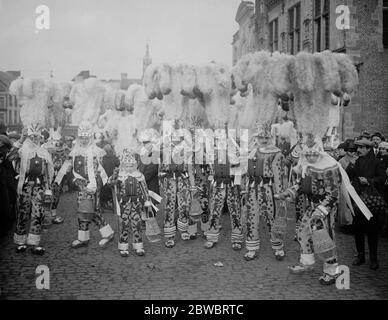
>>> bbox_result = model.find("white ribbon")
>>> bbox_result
[54,160,72,185]
[338,165,373,220]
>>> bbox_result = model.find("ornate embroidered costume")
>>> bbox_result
[70,121,114,249]
[13,124,54,255]
[108,149,152,257]
[243,128,287,261]
[283,144,342,285]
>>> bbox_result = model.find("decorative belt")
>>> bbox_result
[160,171,189,179]
[26,175,44,183]
[248,176,274,185]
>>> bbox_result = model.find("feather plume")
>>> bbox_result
[268,52,294,96]
[195,62,232,128]
[334,53,359,93]
[314,50,341,92]
[294,51,316,92]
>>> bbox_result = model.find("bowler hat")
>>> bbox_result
[371,132,385,141]
[354,138,374,147]
[344,140,357,151]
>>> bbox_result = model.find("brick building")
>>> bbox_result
[232,0,388,139]
[0,71,21,129]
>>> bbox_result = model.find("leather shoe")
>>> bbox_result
[352,255,366,266]
[369,261,379,270]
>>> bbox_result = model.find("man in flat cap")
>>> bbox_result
[346,138,387,270]
[371,132,385,158]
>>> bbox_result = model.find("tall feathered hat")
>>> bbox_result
[77,121,94,137]
[27,123,44,137]
[119,148,138,166]
[252,121,273,138]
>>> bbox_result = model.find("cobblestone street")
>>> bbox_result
[1,191,388,300]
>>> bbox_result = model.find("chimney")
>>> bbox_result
[121,73,128,80]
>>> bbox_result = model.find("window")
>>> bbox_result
[314,0,330,52]
[269,18,279,52]
[384,1,388,48]
[14,110,17,124]
[8,110,12,124]
[288,3,301,54]
[0,96,5,109]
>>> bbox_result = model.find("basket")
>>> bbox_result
[145,217,161,243]
[43,189,53,204]
[309,216,336,261]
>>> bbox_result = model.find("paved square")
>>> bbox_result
[1,191,387,300]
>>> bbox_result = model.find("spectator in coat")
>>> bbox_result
[378,141,388,237]
[346,138,387,270]
[101,144,120,210]
[137,131,160,196]
[0,122,8,136]
[0,134,18,237]
[371,132,385,158]
[338,140,358,232]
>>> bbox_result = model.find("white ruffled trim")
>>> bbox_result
[245,240,260,251]
[14,233,27,245]
[231,233,244,242]
[163,226,176,238]
[177,219,188,232]
[118,242,129,251]
[323,262,339,276]
[300,253,315,266]
[206,232,219,242]
[27,233,41,246]
[78,230,90,242]
[132,242,144,250]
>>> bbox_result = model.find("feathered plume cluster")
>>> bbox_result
[232,50,359,143]
[9,78,64,129]
[143,62,233,129]
[69,78,113,127]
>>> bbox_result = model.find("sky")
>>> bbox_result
[0,0,242,81]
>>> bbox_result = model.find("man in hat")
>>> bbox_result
[107,148,152,257]
[371,132,385,158]
[378,141,388,237]
[277,139,342,285]
[338,139,358,232]
[70,121,114,249]
[243,122,287,261]
[347,138,386,270]
[13,124,54,255]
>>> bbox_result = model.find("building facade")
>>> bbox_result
[232,0,388,139]
[0,71,21,129]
